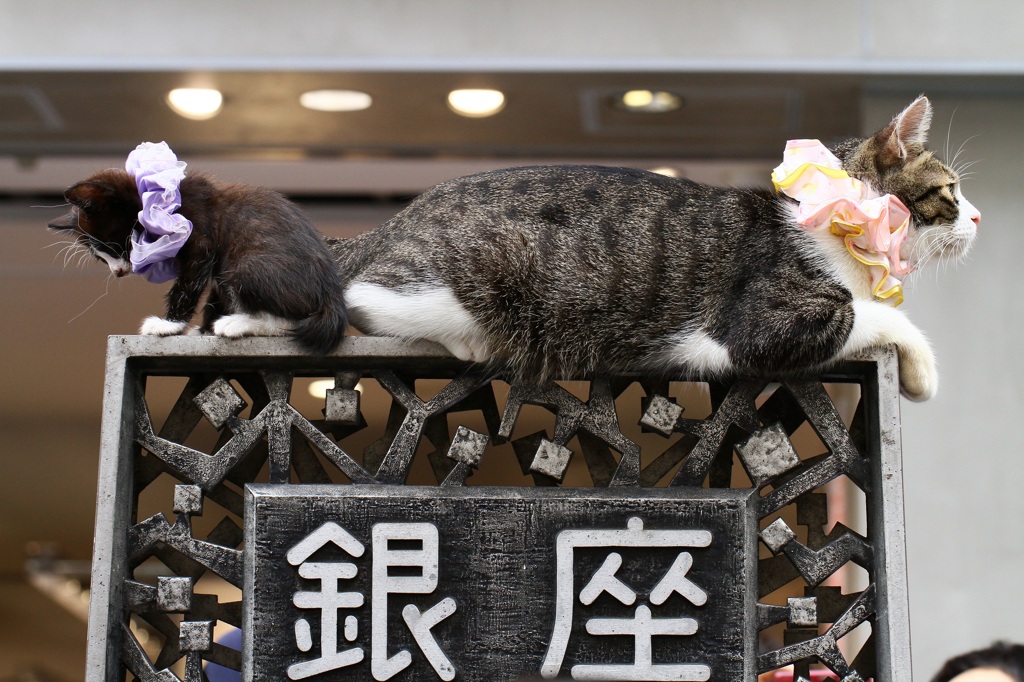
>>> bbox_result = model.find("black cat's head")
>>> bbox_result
[834,96,980,266]
[48,169,142,277]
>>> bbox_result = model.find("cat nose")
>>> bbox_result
[971,212,981,226]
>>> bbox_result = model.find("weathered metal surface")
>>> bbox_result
[86,336,909,682]
[735,422,802,486]
[246,485,757,682]
[193,377,247,430]
[639,394,684,437]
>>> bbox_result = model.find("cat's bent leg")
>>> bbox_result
[655,328,734,376]
[344,282,492,362]
[840,299,937,401]
[213,313,295,339]
[141,258,215,337]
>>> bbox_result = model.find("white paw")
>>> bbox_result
[444,340,474,361]
[466,341,492,363]
[212,313,292,339]
[140,317,188,336]
[842,300,938,402]
[443,338,491,363]
[898,343,938,402]
[213,314,257,339]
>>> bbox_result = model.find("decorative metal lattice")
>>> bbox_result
[86,335,910,682]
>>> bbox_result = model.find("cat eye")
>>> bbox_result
[914,183,955,204]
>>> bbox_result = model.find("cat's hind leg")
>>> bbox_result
[344,282,492,362]
[212,312,296,339]
[651,328,734,377]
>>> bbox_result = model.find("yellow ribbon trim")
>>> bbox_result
[772,159,907,307]
[830,219,905,306]
[771,162,852,193]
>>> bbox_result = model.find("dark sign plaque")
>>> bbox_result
[245,485,757,682]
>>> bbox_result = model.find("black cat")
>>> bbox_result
[48,142,347,355]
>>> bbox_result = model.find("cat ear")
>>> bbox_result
[875,95,933,166]
[64,181,114,210]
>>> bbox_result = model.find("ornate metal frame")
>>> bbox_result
[85,335,911,681]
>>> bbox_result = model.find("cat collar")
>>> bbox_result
[125,141,193,283]
[771,139,912,305]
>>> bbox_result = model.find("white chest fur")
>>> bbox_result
[781,202,876,301]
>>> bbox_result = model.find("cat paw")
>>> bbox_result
[898,345,938,402]
[213,313,291,339]
[443,339,491,363]
[140,317,189,336]
[213,314,258,338]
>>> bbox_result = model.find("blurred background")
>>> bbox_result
[1,1,1022,679]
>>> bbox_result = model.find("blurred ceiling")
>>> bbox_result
[0,70,867,163]
[2,68,1018,198]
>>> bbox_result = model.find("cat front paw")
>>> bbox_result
[898,344,938,402]
[140,317,189,336]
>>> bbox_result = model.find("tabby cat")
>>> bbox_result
[328,96,978,401]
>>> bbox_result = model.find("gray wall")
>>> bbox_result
[5,0,1024,67]
[871,92,1024,672]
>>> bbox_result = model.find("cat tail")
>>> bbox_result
[293,299,349,356]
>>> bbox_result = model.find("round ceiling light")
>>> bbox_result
[307,379,334,399]
[300,89,373,112]
[447,89,506,118]
[619,90,682,113]
[307,379,364,398]
[166,88,223,120]
[649,166,680,178]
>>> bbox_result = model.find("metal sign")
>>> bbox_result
[245,484,757,682]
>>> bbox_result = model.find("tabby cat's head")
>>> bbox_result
[47,169,142,277]
[834,96,980,266]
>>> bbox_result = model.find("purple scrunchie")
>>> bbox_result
[125,142,193,283]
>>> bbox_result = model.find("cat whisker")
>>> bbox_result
[68,272,113,324]
[60,243,84,270]
[910,230,951,269]
[952,160,982,179]
[53,242,76,264]
[71,245,91,269]
[943,106,959,163]
[918,232,956,283]
[950,134,980,170]
[75,249,93,270]
[42,238,78,251]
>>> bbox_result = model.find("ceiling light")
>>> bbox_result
[447,89,506,118]
[649,166,680,178]
[166,88,223,120]
[619,90,682,113]
[300,89,373,112]
[308,379,333,399]
[308,379,364,399]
